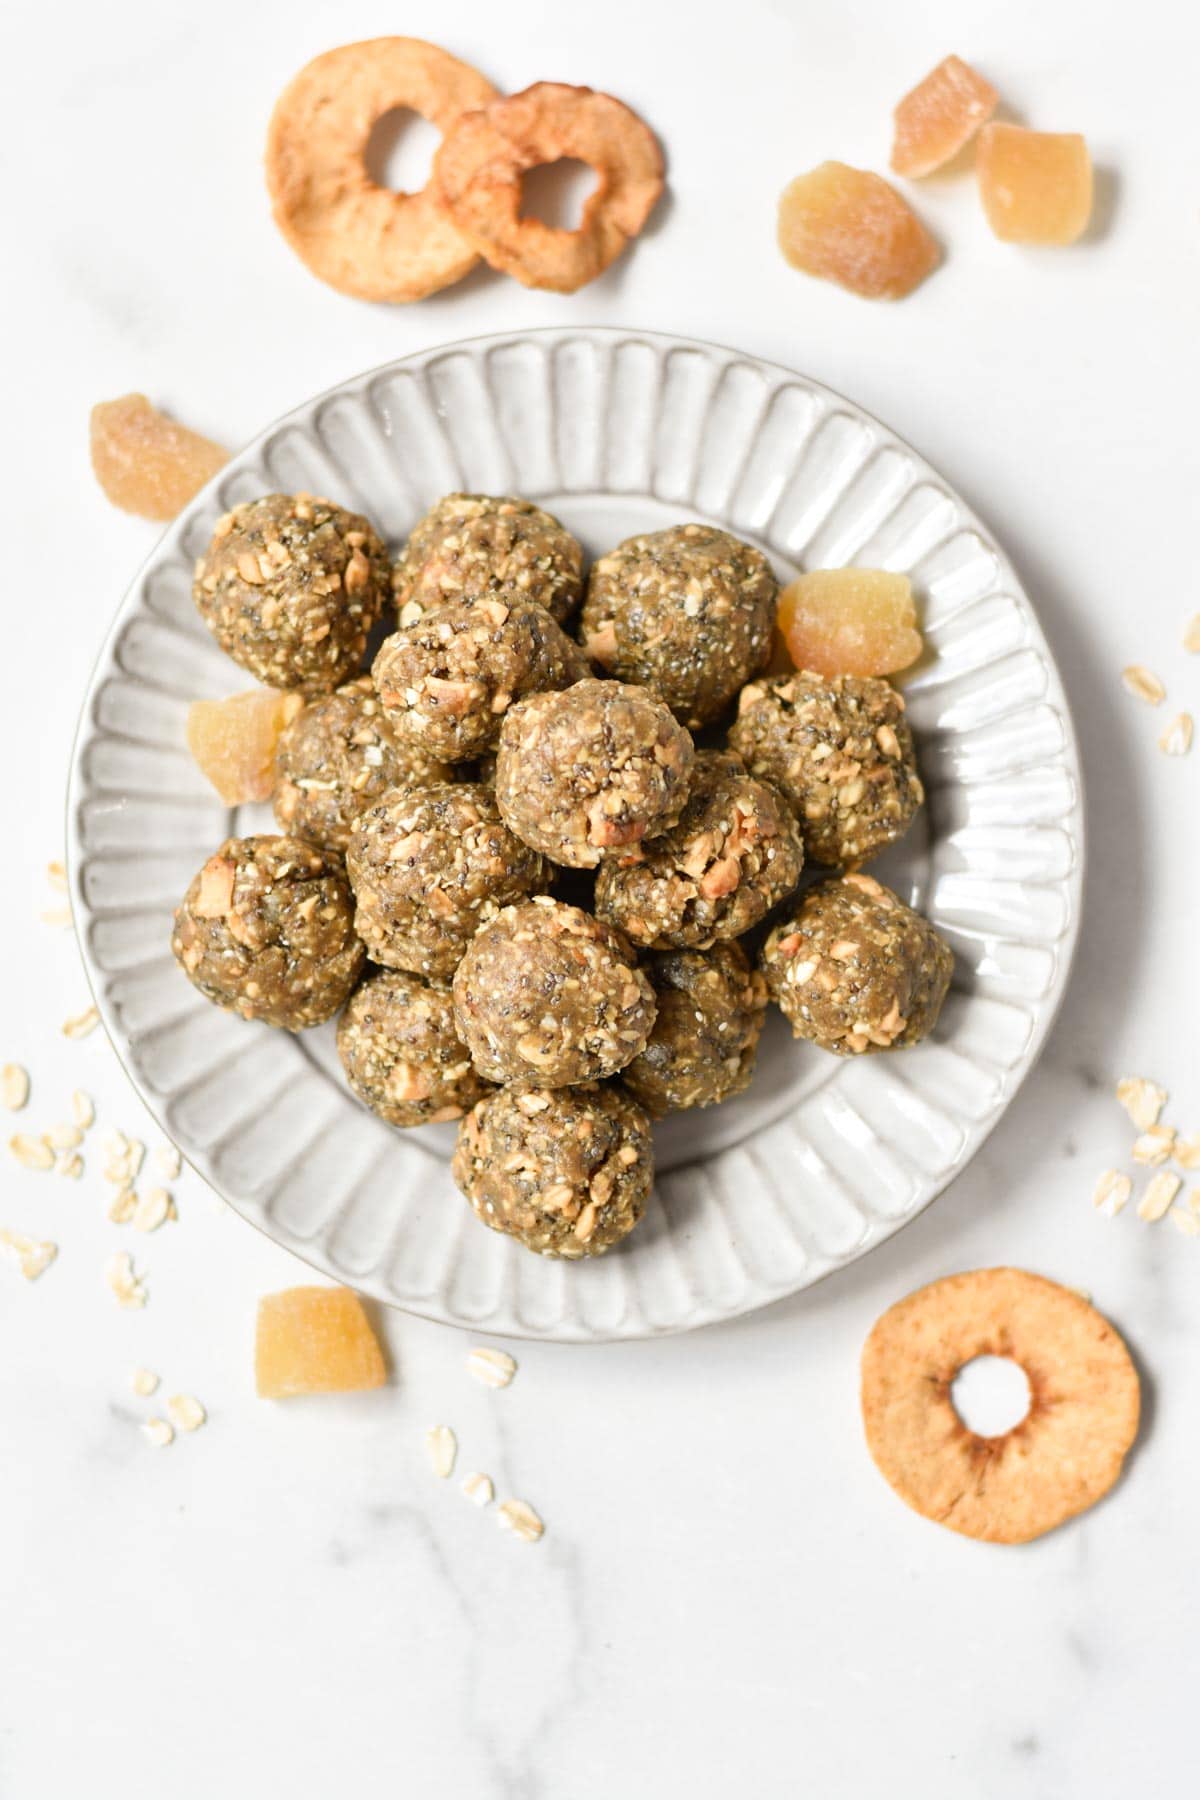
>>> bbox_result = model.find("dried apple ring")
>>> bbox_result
[861,1269,1140,1544]
[433,83,663,293]
[265,38,497,302]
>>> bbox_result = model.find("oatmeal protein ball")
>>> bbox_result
[372,596,589,762]
[494,679,695,868]
[337,968,490,1128]
[193,494,390,693]
[274,676,451,852]
[729,670,924,868]
[452,1082,654,1257]
[595,749,803,949]
[621,942,769,1118]
[761,873,952,1055]
[171,835,364,1030]
[452,898,656,1087]
[392,493,584,626]
[346,782,547,980]
[581,524,777,728]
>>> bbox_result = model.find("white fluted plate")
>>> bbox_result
[67,328,1083,1341]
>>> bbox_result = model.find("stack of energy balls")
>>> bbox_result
[173,492,952,1260]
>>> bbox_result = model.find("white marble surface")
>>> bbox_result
[2,1,1197,1793]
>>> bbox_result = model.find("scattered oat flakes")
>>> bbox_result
[142,1417,174,1448]
[1132,1125,1175,1166]
[1175,1135,1200,1171]
[105,1251,148,1308]
[496,1499,544,1543]
[132,1188,172,1233]
[1158,713,1193,756]
[40,906,73,928]
[1168,1206,1200,1239]
[1091,1169,1131,1218]
[107,1186,137,1224]
[1184,614,1200,654]
[71,1090,95,1130]
[0,1229,57,1280]
[1,1064,29,1112]
[1121,665,1165,706]
[130,1367,160,1397]
[1115,1076,1167,1132]
[1137,1170,1181,1223]
[466,1346,517,1389]
[425,1425,457,1478]
[154,1143,182,1180]
[62,1005,100,1041]
[166,1393,206,1433]
[46,860,67,891]
[9,1132,54,1171]
[44,1122,83,1151]
[56,1152,84,1181]
[461,1471,495,1507]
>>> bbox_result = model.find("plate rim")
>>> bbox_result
[66,324,1086,1341]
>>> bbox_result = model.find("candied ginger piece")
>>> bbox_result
[255,1286,386,1399]
[977,124,1092,244]
[186,688,303,805]
[891,54,998,178]
[90,394,228,521]
[777,163,939,300]
[777,570,923,679]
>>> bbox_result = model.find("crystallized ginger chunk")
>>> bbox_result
[777,569,923,679]
[90,394,229,521]
[890,54,998,178]
[255,1286,386,1399]
[186,689,303,805]
[977,124,1092,244]
[777,163,939,300]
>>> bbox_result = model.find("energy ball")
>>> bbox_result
[581,524,776,727]
[193,494,389,693]
[452,1082,653,1258]
[392,493,583,626]
[372,596,589,762]
[494,679,695,869]
[452,898,656,1088]
[337,968,490,1128]
[346,783,547,980]
[728,670,923,868]
[622,942,768,1118]
[761,873,952,1055]
[171,835,363,1030]
[274,676,451,852]
[595,749,803,949]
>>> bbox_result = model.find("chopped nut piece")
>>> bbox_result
[1115,1076,1167,1132]
[130,1367,160,1397]
[425,1425,457,1479]
[496,1499,544,1543]
[166,1394,206,1433]
[0,1229,57,1280]
[461,1471,495,1507]
[1158,713,1193,756]
[466,1346,517,1389]
[1137,1171,1181,1223]
[154,1144,183,1180]
[105,1251,148,1308]
[62,1005,100,1040]
[1132,1125,1175,1166]
[1,1064,29,1112]
[71,1090,95,1130]
[132,1188,173,1233]
[142,1417,175,1449]
[9,1132,54,1171]
[1121,665,1165,706]
[1091,1169,1132,1218]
